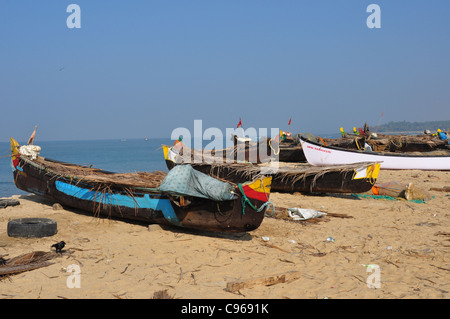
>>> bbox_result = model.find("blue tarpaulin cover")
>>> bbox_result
[159,165,237,201]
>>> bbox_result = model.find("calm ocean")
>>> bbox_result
[0,138,173,198]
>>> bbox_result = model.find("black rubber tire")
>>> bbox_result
[7,218,57,238]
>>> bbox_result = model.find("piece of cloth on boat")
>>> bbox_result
[19,145,41,160]
[159,165,237,201]
[287,208,327,221]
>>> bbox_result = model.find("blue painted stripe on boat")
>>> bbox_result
[55,180,181,226]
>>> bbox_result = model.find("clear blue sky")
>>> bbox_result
[1,0,449,141]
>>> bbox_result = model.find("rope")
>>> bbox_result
[367,164,377,185]
[268,139,280,155]
[238,183,275,216]
[391,138,403,148]
[355,138,362,150]
[318,136,327,146]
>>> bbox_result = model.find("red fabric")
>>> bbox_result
[241,184,269,202]
[12,157,20,168]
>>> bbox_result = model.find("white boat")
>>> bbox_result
[300,137,450,170]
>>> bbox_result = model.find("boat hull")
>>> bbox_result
[278,145,306,162]
[12,154,271,233]
[164,146,379,194]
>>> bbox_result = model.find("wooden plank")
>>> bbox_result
[430,186,450,192]
[225,270,301,293]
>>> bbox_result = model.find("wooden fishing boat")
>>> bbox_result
[173,136,274,164]
[320,134,448,153]
[236,134,306,163]
[163,145,380,194]
[169,135,306,164]
[363,133,448,153]
[10,138,272,233]
[274,138,306,162]
[319,123,448,153]
[300,137,450,170]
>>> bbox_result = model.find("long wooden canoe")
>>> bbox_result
[10,138,272,233]
[163,145,380,194]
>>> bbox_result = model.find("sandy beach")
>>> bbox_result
[0,168,449,300]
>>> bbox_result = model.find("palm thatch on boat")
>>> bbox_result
[175,138,273,164]
[365,134,448,152]
[169,160,379,194]
[33,157,167,189]
[317,124,449,153]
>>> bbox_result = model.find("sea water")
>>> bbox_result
[0,138,173,198]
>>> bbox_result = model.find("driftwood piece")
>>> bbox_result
[0,262,54,276]
[0,199,20,209]
[429,186,450,192]
[0,251,59,277]
[153,289,175,299]
[225,270,301,293]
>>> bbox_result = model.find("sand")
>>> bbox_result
[0,169,449,300]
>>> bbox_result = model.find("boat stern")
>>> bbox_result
[239,176,272,203]
[353,163,381,182]
[163,144,184,169]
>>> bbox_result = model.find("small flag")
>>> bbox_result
[174,135,183,145]
[288,118,292,126]
[237,118,242,128]
[174,135,183,151]
[27,125,37,145]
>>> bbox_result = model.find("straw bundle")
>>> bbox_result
[33,157,167,189]
[200,161,375,190]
